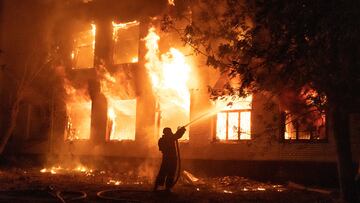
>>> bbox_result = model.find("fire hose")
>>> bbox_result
[0,187,87,203]
[173,111,217,188]
[173,138,181,187]
[96,112,216,201]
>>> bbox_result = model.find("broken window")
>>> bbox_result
[283,111,327,141]
[71,23,96,69]
[215,96,252,141]
[112,21,139,64]
[106,99,137,141]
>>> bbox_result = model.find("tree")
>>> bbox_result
[0,0,66,155]
[164,0,360,201]
[0,49,56,154]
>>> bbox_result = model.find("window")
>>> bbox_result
[64,83,92,140]
[215,96,252,141]
[71,23,96,69]
[106,99,137,141]
[112,21,139,64]
[283,111,326,141]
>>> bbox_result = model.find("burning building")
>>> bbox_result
[1,0,359,185]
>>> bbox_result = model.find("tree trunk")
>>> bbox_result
[332,104,357,202]
[0,101,20,154]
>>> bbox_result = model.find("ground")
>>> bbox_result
[0,165,337,203]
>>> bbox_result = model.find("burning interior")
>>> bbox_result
[0,0,338,162]
[1,1,358,201]
[64,19,255,145]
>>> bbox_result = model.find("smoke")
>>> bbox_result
[136,159,159,182]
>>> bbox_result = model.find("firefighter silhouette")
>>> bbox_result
[154,126,186,192]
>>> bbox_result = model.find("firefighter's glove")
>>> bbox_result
[178,126,186,134]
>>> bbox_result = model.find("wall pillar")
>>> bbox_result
[134,19,156,149]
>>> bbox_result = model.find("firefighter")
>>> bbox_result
[154,126,186,192]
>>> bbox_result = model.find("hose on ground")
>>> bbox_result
[96,189,152,202]
[0,188,87,203]
[56,190,87,202]
[173,139,181,187]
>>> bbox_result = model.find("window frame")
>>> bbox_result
[280,111,328,143]
[214,108,252,142]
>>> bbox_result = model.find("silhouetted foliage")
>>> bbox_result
[164,0,360,201]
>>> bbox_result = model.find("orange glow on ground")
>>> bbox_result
[40,165,93,175]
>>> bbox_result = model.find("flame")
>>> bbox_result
[40,165,93,175]
[97,66,137,141]
[131,57,138,63]
[107,107,116,139]
[91,23,96,50]
[112,20,139,37]
[215,96,252,140]
[112,21,140,64]
[112,20,139,43]
[144,27,191,139]
[168,0,175,6]
[71,23,96,69]
[64,79,91,140]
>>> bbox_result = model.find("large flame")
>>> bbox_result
[64,79,91,140]
[97,66,137,141]
[144,27,191,139]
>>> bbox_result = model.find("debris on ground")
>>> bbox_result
[0,167,336,202]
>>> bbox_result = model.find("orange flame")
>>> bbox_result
[98,66,137,141]
[168,0,175,6]
[64,79,91,140]
[144,27,191,139]
[215,96,252,140]
[40,164,93,175]
[112,20,139,41]
[91,23,96,50]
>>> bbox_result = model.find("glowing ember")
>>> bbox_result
[257,187,266,191]
[107,179,122,185]
[40,165,93,175]
[145,27,191,139]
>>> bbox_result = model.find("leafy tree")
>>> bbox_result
[164,0,360,201]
